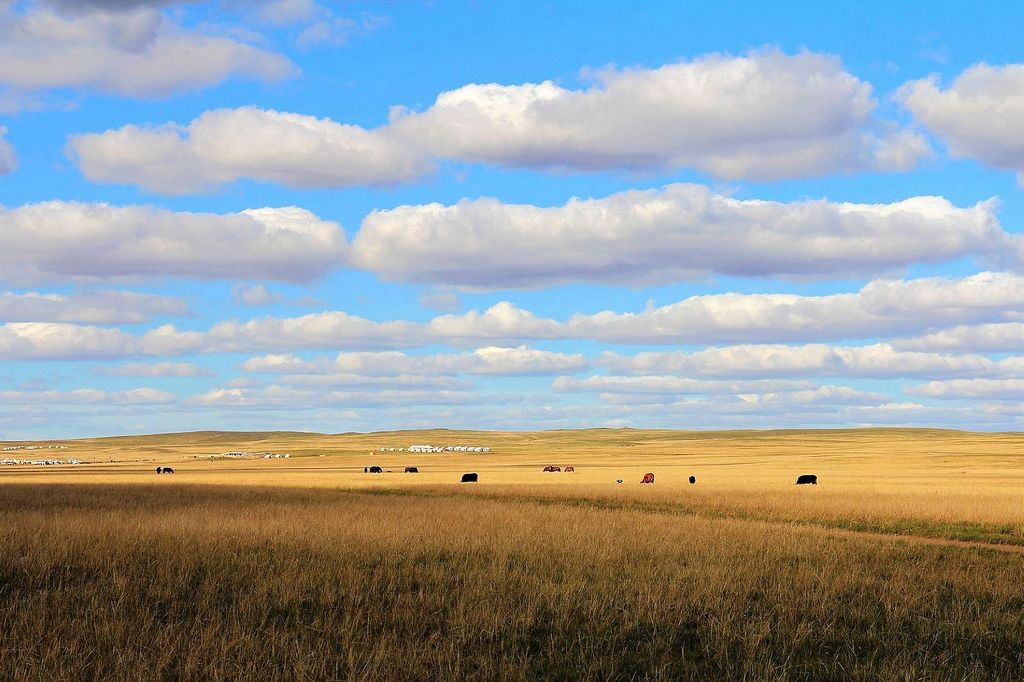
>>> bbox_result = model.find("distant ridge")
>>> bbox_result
[2,426,1018,445]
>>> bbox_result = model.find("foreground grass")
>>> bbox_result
[1,484,1023,680]
[358,484,1024,548]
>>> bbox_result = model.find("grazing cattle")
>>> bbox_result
[616,479,623,484]
[460,472,478,483]
[796,474,817,485]
[688,475,696,484]
[405,466,419,473]
[543,465,561,472]
[641,472,655,484]
[368,466,383,474]
[363,467,368,473]
[162,467,174,474]
[156,467,162,474]
[564,466,575,472]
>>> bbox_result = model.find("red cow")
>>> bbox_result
[641,472,655,484]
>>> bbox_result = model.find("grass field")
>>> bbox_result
[1,428,1023,679]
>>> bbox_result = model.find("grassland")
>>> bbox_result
[1,428,1022,679]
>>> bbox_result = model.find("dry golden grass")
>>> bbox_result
[1,428,1023,679]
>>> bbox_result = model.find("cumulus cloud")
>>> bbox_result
[0,4,295,103]
[69,107,433,194]
[599,343,1013,380]
[144,303,561,356]
[42,1,195,10]
[565,272,1024,344]
[901,63,1024,183]
[0,322,137,360]
[232,284,284,307]
[553,376,891,411]
[0,289,187,323]
[243,346,588,378]
[552,375,819,397]
[392,49,927,179]
[8,272,1024,361]
[0,386,173,405]
[894,322,1024,352]
[69,50,930,193]
[906,378,1024,400]
[0,126,16,173]
[190,385,511,409]
[353,185,1007,288]
[94,361,213,377]
[0,202,347,285]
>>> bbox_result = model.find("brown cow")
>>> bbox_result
[564,466,575,472]
[641,472,655,484]
[543,465,561,472]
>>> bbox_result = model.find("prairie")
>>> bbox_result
[1,428,1022,679]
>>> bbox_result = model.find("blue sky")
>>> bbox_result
[2,0,1024,438]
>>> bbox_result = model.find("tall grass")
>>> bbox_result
[0,483,1022,680]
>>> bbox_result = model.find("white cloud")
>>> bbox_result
[153,311,422,354]
[907,378,1024,400]
[353,185,1007,288]
[599,343,1009,380]
[0,202,347,285]
[94,362,213,377]
[69,107,433,194]
[466,346,587,375]
[232,284,284,307]
[0,126,16,173]
[43,1,196,11]
[0,289,187,323]
[901,63,1024,183]
[552,375,819,396]
[69,50,931,194]
[553,376,892,411]
[392,49,927,179]
[424,302,563,345]
[566,272,1024,344]
[0,386,173,405]
[894,322,1024,352]
[8,272,1024,361]
[189,385,510,409]
[0,323,137,360]
[243,346,588,377]
[0,4,295,103]
[734,385,893,407]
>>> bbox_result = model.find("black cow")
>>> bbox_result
[156,467,162,474]
[796,474,817,485]
[688,475,696,484]
[460,472,478,483]
[162,467,174,474]
[368,466,383,473]
[405,466,419,473]
[363,467,368,473]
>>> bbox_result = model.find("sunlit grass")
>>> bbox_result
[2,428,1023,678]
